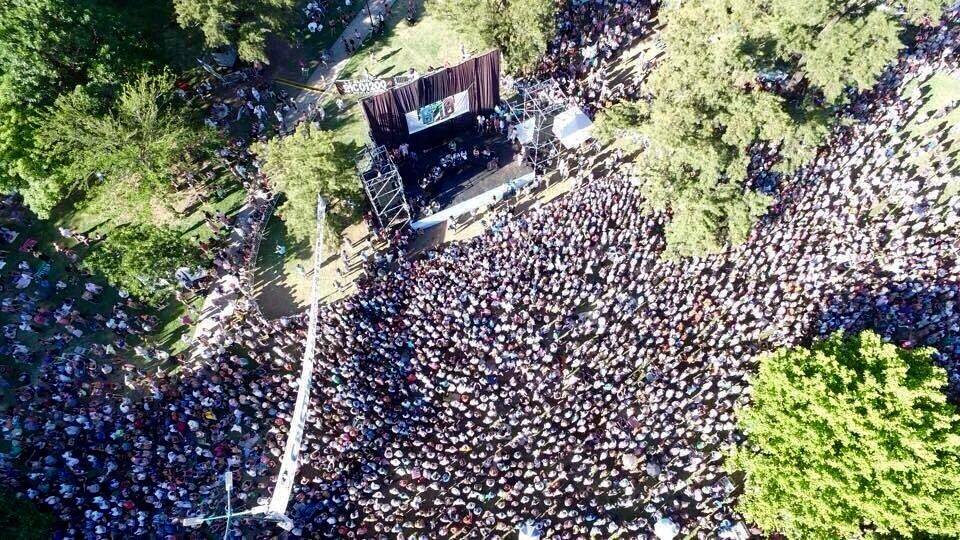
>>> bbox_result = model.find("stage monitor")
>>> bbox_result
[360,49,502,147]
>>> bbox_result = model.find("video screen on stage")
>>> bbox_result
[406,90,470,134]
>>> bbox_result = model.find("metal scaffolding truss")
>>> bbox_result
[357,144,410,229]
[506,78,567,177]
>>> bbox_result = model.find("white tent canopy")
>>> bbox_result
[515,117,536,145]
[552,106,594,149]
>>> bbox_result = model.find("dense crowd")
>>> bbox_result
[537,0,657,117]
[0,2,958,539]
[267,9,960,539]
[0,53,299,540]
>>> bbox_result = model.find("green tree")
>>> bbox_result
[0,0,131,105]
[253,124,361,243]
[756,1,905,102]
[728,331,960,539]
[593,101,649,150]
[0,0,130,202]
[656,181,770,258]
[173,0,297,63]
[433,0,556,74]
[83,224,202,305]
[0,0,196,210]
[618,0,950,257]
[33,71,218,220]
[0,93,41,195]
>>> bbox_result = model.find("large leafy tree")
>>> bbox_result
[0,0,132,200]
[0,0,195,210]
[254,124,361,242]
[729,331,960,539]
[32,71,218,220]
[0,0,133,105]
[83,223,202,305]
[433,0,555,74]
[593,101,649,150]
[173,0,297,64]
[619,0,950,257]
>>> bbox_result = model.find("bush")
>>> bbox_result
[0,489,54,539]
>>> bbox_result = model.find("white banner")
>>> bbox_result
[406,90,470,134]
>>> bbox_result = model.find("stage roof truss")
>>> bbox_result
[506,78,567,176]
[357,145,411,229]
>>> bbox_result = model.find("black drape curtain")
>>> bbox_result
[361,49,502,147]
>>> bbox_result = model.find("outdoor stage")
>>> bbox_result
[397,131,533,216]
[355,51,583,231]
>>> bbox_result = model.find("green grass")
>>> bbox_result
[0,211,186,407]
[1,175,250,397]
[313,1,483,147]
[253,215,313,317]
[58,179,247,242]
[301,2,366,62]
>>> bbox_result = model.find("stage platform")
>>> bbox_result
[396,131,533,224]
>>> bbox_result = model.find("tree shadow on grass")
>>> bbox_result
[253,215,311,318]
[377,47,403,63]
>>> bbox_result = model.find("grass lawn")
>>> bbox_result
[57,180,248,245]
[0,175,241,407]
[253,0,481,313]
[29,176,248,365]
[253,215,313,318]
[0,211,188,408]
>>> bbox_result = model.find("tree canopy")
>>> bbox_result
[0,0,153,106]
[619,0,950,257]
[254,124,361,243]
[728,331,960,539]
[173,0,297,64]
[30,71,218,220]
[432,0,556,74]
[83,223,203,306]
[0,0,198,214]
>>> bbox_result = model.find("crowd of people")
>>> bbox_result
[0,39,305,537]
[264,7,960,539]
[204,77,301,140]
[0,1,958,539]
[0,183,313,537]
[537,0,658,117]
[304,0,361,36]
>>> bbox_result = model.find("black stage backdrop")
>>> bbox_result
[361,49,501,148]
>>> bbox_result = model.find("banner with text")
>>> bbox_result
[335,75,415,96]
[405,90,470,134]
